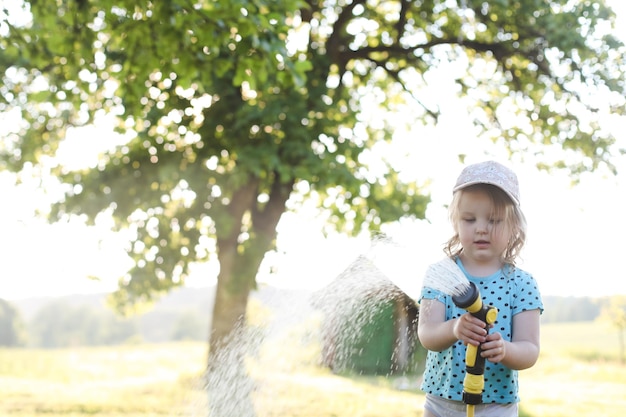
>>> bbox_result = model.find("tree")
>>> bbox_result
[0,299,26,347]
[598,295,626,364]
[171,310,208,341]
[0,0,624,366]
[29,301,138,347]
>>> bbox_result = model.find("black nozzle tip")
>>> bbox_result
[452,281,479,309]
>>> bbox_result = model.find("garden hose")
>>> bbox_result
[452,282,498,417]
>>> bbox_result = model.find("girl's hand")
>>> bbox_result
[481,332,506,363]
[453,312,487,346]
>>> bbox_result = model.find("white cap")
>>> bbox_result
[453,161,520,206]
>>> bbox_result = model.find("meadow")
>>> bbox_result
[0,321,624,417]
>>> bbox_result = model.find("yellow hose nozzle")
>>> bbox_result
[452,281,499,409]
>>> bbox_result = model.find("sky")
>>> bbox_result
[1,2,625,301]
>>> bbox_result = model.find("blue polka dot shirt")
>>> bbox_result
[419,260,543,404]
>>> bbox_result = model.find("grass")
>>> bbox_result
[0,321,624,416]
[519,321,626,417]
[0,344,207,417]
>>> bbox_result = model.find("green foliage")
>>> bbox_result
[0,0,624,335]
[29,301,137,347]
[597,295,626,363]
[12,288,213,348]
[598,295,626,329]
[170,310,208,341]
[0,299,26,347]
[541,295,602,323]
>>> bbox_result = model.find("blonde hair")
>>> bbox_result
[444,184,527,266]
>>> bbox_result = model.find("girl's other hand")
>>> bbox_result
[481,332,505,363]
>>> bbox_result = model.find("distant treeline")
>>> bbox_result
[1,287,215,348]
[0,288,615,348]
[540,295,606,323]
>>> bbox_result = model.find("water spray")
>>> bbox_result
[366,238,471,300]
[452,281,498,417]
[348,240,502,417]
[325,237,501,417]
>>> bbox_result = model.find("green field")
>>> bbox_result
[0,321,624,417]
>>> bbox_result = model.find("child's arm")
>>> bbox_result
[418,299,489,351]
[481,309,541,370]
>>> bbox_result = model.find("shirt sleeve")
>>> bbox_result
[419,286,447,304]
[511,269,544,315]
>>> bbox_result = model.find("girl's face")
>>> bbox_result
[455,187,512,267]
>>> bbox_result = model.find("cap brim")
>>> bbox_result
[453,181,520,206]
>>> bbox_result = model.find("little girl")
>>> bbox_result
[418,161,543,417]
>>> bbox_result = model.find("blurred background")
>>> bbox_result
[0,1,625,416]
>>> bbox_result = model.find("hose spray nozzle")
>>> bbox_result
[452,282,498,406]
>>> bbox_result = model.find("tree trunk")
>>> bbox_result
[206,241,257,417]
[208,179,260,356]
[204,175,294,416]
[207,174,293,359]
[205,179,261,417]
[209,247,253,354]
